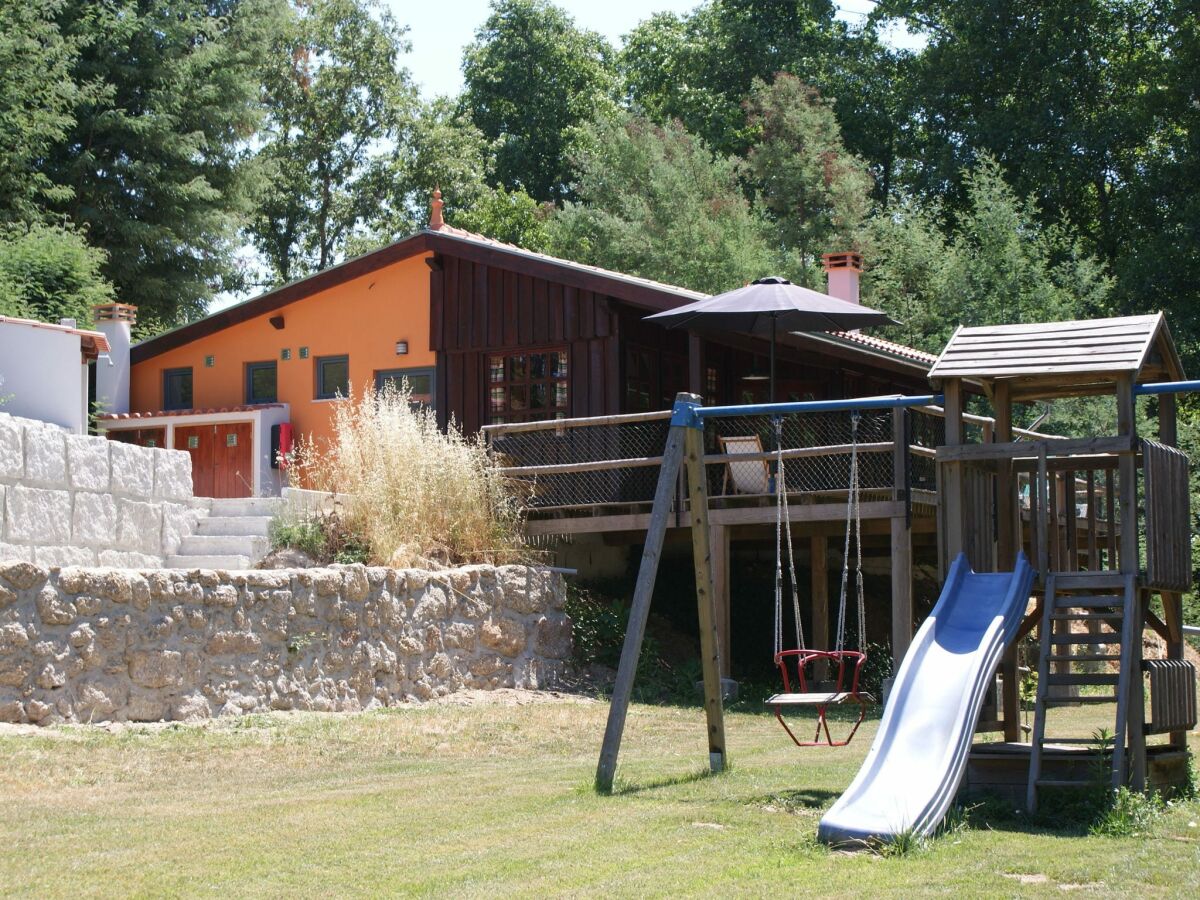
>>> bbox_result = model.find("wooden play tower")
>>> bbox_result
[929,314,1197,808]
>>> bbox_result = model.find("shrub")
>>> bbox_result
[268,514,327,559]
[291,382,529,567]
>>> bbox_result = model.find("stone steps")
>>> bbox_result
[165,496,283,569]
[165,554,251,569]
[208,497,284,518]
[177,534,269,557]
[195,516,273,537]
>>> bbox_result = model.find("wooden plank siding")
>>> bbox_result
[433,254,623,429]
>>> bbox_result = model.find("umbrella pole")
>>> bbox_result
[769,315,776,404]
[769,314,777,493]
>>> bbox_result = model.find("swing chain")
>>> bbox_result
[773,416,803,657]
[836,412,866,654]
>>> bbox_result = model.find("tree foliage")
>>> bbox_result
[462,0,618,202]
[864,156,1112,353]
[546,114,773,294]
[744,74,872,284]
[247,0,416,284]
[0,223,115,325]
[41,0,276,324]
[0,1,84,223]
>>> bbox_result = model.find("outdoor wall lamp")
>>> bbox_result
[395,340,409,355]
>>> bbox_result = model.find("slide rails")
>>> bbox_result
[818,553,1035,845]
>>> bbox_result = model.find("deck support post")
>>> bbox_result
[940,379,965,575]
[1157,393,1187,750]
[992,382,1023,741]
[889,407,913,671]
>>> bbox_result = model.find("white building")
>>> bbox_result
[0,315,110,434]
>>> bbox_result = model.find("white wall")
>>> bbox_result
[0,324,88,433]
[0,412,200,567]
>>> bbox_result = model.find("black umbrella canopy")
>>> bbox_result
[644,276,898,404]
[644,275,896,334]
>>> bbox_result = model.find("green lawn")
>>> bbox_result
[0,695,1197,897]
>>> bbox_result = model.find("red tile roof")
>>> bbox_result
[98,403,285,422]
[831,331,937,364]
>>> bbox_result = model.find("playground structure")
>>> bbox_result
[486,311,1199,840]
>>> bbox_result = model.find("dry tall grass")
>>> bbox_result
[292,383,529,567]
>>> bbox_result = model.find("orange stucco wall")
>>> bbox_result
[130,253,434,449]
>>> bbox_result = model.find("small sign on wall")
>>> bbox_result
[187,435,199,449]
[226,432,238,447]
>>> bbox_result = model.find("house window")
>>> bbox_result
[245,361,277,404]
[375,367,435,409]
[705,366,720,406]
[487,348,568,423]
[163,367,193,411]
[315,355,349,400]
[625,345,687,412]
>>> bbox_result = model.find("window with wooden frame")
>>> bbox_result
[625,345,688,412]
[487,348,568,423]
[245,361,277,404]
[375,367,435,409]
[163,367,193,411]
[315,354,349,400]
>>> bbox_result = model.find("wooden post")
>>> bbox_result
[992,382,1022,740]
[683,418,728,775]
[890,407,912,671]
[1157,392,1186,749]
[942,379,965,569]
[710,524,731,677]
[595,394,691,793]
[1116,374,1146,791]
[811,534,829,681]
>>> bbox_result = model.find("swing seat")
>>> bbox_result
[769,650,870,747]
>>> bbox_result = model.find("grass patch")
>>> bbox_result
[0,701,1197,896]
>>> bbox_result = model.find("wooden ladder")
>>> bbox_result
[1026,571,1137,812]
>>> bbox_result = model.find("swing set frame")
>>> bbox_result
[594,390,943,794]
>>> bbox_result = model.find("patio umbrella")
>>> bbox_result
[645,276,897,403]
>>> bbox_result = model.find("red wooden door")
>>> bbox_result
[213,422,253,498]
[174,422,253,498]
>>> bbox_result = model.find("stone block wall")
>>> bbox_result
[0,561,571,725]
[0,413,199,567]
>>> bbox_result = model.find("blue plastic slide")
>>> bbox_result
[817,552,1035,845]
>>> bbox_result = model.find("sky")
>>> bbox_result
[389,0,919,100]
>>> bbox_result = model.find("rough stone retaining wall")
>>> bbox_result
[0,412,198,567]
[0,561,571,725]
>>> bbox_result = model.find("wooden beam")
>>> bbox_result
[710,524,731,677]
[595,401,689,793]
[941,378,965,569]
[935,435,1135,463]
[1116,374,1146,792]
[683,418,727,775]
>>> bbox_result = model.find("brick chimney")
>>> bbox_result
[93,303,137,414]
[822,251,863,305]
[429,187,444,230]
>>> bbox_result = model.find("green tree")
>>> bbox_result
[0,1,84,223]
[248,0,416,284]
[461,0,618,201]
[620,1,847,158]
[0,223,115,325]
[42,0,277,325]
[744,75,872,285]
[864,156,1112,353]
[546,114,773,294]
[351,96,549,255]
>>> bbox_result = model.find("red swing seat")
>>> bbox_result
[767,649,872,747]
